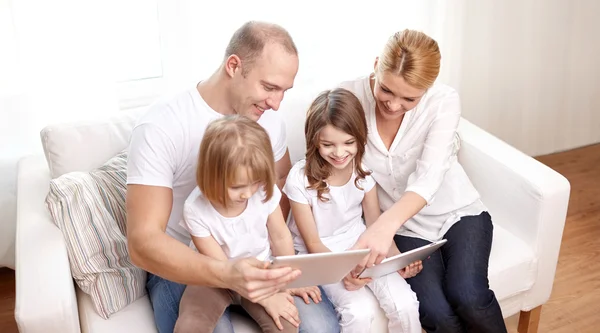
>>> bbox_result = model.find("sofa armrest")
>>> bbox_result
[457,118,571,309]
[15,155,81,333]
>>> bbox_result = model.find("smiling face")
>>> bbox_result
[317,124,358,172]
[228,42,299,121]
[372,69,426,122]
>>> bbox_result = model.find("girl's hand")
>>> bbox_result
[399,260,423,279]
[287,286,322,304]
[342,272,372,291]
[258,292,300,330]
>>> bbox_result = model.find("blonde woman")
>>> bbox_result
[341,30,508,332]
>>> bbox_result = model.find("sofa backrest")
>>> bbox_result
[38,91,320,179]
[39,92,478,181]
[40,108,146,179]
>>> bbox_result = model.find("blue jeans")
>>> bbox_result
[394,212,507,333]
[146,274,340,333]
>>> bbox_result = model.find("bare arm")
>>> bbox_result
[289,201,331,254]
[126,184,226,285]
[266,206,295,257]
[361,186,399,257]
[275,149,293,221]
[192,235,229,261]
[361,186,381,228]
[380,191,427,231]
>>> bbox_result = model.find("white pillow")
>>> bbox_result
[40,109,145,179]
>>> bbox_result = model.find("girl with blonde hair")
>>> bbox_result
[174,115,320,333]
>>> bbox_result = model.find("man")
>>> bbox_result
[126,21,340,333]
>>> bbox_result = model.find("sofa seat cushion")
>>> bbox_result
[77,286,287,333]
[78,287,158,333]
[488,223,537,300]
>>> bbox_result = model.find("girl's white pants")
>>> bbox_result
[321,272,421,333]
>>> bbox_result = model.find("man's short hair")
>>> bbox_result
[224,21,298,76]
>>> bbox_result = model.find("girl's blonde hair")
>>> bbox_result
[196,115,276,207]
[304,88,371,202]
[377,29,441,90]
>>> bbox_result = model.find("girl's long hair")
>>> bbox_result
[304,88,370,202]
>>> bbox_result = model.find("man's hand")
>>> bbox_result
[258,292,300,330]
[399,260,423,279]
[349,215,398,276]
[224,258,300,303]
[342,272,372,291]
[287,286,322,304]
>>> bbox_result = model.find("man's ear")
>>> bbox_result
[225,55,242,78]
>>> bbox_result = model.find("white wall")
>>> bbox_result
[457,0,600,156]
[0,0,121,268]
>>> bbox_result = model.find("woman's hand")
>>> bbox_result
[399,260,423,279]
[349,215,398,276]
[342,272,372,291]
[287,286,322,304]
[258,292,300,330]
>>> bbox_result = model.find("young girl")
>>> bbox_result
[283,88,421,333]
[174,115,320,333]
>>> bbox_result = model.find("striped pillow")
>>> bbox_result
[45,150,146,319]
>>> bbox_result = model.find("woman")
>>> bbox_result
[339,29,508,333]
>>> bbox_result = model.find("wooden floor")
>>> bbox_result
[0,144,599,333]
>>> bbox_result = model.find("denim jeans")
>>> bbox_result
[394,212,507,333]
[146,274,340,333]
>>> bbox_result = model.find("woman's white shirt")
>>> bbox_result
[338,76,487,241]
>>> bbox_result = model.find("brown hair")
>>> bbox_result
[196,115,276,207]
[377,29,441,90]
[304,88,371,202]
[225,21,298,76]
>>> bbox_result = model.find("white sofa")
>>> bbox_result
[14,103,570,333]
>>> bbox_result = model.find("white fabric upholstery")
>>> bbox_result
[15,107,570,333]
[40,110,145,179]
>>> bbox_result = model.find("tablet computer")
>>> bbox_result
[358,239,447,279]
[269,249,371,289]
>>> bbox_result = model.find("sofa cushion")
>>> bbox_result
[40,109,145,179]
[488,223,537,300]
[45,151,146,319]
[77,286,273,333]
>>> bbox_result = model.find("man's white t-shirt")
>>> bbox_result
[337,76,487,242]
[283,159,376,254]
[179,185,282,261]
[126,86,287,245]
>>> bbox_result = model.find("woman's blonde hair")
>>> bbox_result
[196,115,276,207]
[377,29,441,90]
[304,88,371,202]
